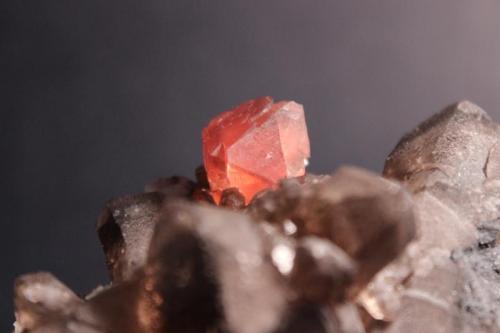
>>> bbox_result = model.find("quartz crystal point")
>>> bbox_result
[384,100,499,189]
[202,97,310,203]
[248,167,416,296]
[97,175,207,283]
[360,101,500,332]
[97,192,163,282]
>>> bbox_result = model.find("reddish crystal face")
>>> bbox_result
[202,97,310,203]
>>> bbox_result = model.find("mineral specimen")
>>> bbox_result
[15,98,500,333]
[202,97,310,203]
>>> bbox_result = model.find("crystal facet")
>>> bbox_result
[97,192,163,282]
[202,97,310,203]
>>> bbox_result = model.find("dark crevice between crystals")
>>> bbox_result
[97,208,126,282]
[274,302,332,333]
[96,192,164,282]
[145,226,224,333]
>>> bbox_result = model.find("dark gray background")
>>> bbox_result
[2,0,500,329]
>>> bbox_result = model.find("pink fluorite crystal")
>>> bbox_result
[202,97,310,203]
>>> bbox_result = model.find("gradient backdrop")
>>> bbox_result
[2,0,500,329]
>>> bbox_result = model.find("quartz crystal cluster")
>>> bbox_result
[12,99,500,333]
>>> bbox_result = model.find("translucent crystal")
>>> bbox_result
[141,202,289,333]
[248,166,416,297]
[202,97,310,203]
[96,192,163,282]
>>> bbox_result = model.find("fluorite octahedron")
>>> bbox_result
[202,97,310,203]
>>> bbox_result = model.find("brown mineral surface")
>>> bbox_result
[12,99,500,333]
